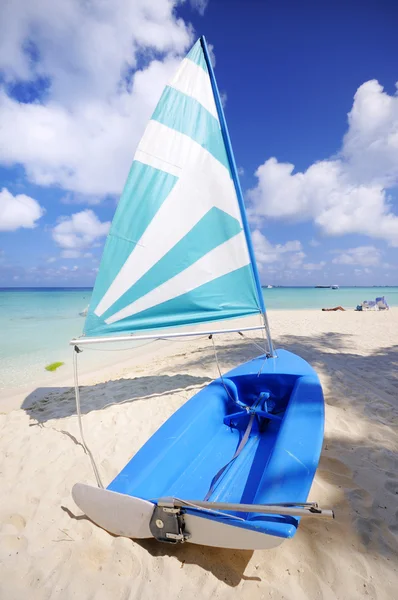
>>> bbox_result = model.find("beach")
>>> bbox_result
[0,308,397,599]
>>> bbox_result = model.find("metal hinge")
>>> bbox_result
[149,500,191,544]
[165,532,186,541]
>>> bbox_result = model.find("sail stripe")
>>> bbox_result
[152,86,229,170]
[106,232,250,324]
[85,265,260,336]
[186,40,208,73]
[100,208,242,323]
[169,58,218,119]
[88,162,178,314]
[95,135,241,318]
[110,162,178,244]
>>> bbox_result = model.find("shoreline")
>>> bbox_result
[1,312,265,412]
[1,308,396,413]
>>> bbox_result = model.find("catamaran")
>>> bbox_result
[70,36,332,550]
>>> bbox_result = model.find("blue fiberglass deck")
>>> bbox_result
[107,350,324,540]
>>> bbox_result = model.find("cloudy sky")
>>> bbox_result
[1,0,398,287]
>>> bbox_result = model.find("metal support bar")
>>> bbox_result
[72,346,104,488]
[70,324,266,346]
[262,312,276,358]
[162,498,335,520]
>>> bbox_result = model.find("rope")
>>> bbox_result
[237,331,268,354]
[210,334,241,408]
[73,346,104,488]
[77,340,155,352]
[76,335,209,352]
[157,335,209,342]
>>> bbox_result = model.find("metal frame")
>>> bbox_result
[70,324,266,346]
[148,498,334,544]
[160,497,335,520]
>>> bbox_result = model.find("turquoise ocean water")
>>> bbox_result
[1,286,396,390]
[0,288,93,390]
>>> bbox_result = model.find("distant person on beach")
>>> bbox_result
[322,306,345,311]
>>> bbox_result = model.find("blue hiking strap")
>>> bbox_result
[203,413,256,502]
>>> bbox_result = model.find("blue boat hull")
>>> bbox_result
[107,349,324,542]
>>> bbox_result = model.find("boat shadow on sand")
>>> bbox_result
[25,332,398,585]
[22,373,213,422]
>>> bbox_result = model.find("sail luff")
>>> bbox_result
[200,36,266,315]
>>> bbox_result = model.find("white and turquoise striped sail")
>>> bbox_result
[84,37,265,338]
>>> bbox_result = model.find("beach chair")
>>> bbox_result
[361,300,378,311]
[375,296,389,310]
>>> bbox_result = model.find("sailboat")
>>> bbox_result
[70,36,331,550]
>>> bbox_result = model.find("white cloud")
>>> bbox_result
[52,209,110,257]
[252,230,302,262]
[252,229,305,270]
[0,187,44,231]
[331,245,381,266]
[302,261,326,271]
[309,238,320,247]
[61,250,81,259]
[252,230,329,278]
[60,193,103,206]
[354,268,371,275]
[207,42,216,68]
[381,261,396,270]
[0,261,99,285]
[0,1,194,196]
[248,80,398,246]
[237,166,245,176]
[342,81,398,187]
[189,0,209,16]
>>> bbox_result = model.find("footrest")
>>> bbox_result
[223,391,282,427]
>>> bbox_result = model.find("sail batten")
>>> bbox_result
[84,37,263,338]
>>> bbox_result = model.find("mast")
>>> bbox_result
[200,36,275,357]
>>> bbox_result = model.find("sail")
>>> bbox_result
[84,37,263,338]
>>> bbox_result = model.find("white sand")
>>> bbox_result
[1,309,397,599]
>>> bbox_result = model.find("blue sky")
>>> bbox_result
[1,0,398,287]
